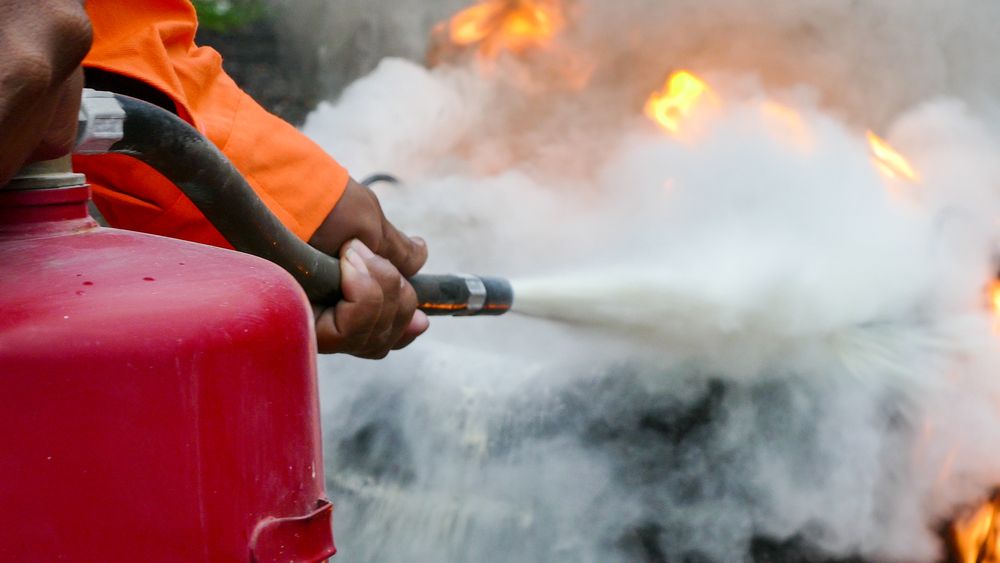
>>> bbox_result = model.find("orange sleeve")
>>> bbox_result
[72,0,348,248]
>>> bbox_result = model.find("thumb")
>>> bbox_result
[313,244,382,354]
[378,222,428,277]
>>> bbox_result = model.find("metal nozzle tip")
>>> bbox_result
[410,274,514,317]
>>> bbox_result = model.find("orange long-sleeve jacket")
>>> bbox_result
[73,0,348,248]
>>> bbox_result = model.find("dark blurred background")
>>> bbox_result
[192,0,465,125]
[193,0,320,125]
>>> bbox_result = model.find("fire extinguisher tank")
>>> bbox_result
[0,172,335,561]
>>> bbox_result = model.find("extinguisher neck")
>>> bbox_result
[7,156,84,190]
[0,156,96,235]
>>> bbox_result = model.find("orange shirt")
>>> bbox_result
[73,0,348,248]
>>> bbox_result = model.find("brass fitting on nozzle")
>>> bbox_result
[410,274,513,317]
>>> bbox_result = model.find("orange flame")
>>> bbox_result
[948,277,1000,563]
[953,496,1000,563]
[867,131,919,182]
[645,71,714,135]
[447,0,564,59]
[987,281,1000,330]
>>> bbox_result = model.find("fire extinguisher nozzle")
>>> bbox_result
[410,274,514,317]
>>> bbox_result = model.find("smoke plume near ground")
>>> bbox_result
[297,0,1000,560]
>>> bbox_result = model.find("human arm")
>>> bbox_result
[75,0,427,358]
[0,0,92,185]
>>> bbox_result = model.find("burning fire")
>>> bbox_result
[429,9,994,560]
[643,71,921,185]
[444,0,564,59]
[644,71,715,136]
[867,131,920,182]
[989,281,1000,323]
[429,0,587,87]
[953,496,1000,563]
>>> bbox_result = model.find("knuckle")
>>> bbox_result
[362,184,383,210]
[368,349,391,360]
[363,223,385,255]
[315,333,341,355]
[378,324,397,342]
[327,303,380,351]
[414,241,429,264]
[385,230,427,276]
[49,5,93,71]
[387,271,404,295]
[369,284,387,309]
[376,231,393,258]
[353,274,385,307]
[400,283,418,309]
[370,258,401,289]
[57,6,94,64]
[313,312,339,340]
[395,298,417,327]
[341,310,375,340]
[5,50,54,97]
[356,344,388,360]
[4,6,93,86]
[345,336,369,354]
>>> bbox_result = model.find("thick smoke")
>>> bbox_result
[278,0,1000,127]
[294,0,1000,561]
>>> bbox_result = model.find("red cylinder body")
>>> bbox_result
[0,183,335,562]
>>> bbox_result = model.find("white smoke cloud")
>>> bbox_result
[297,1,1000,560]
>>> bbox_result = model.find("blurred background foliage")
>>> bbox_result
[191,0,269,32]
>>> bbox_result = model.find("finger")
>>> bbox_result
[382,278,418,350]
[350,240,404,355]
[313,307,340,355]
[314,246,382,354]
[378,221,428,278]
[393,310,430,351]
[30,68,84,162]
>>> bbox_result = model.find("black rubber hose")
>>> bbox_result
[109,94,343,304]
[106,94,514,316]
[360,173,401,187]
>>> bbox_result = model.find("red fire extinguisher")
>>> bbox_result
[0,104,336,561]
